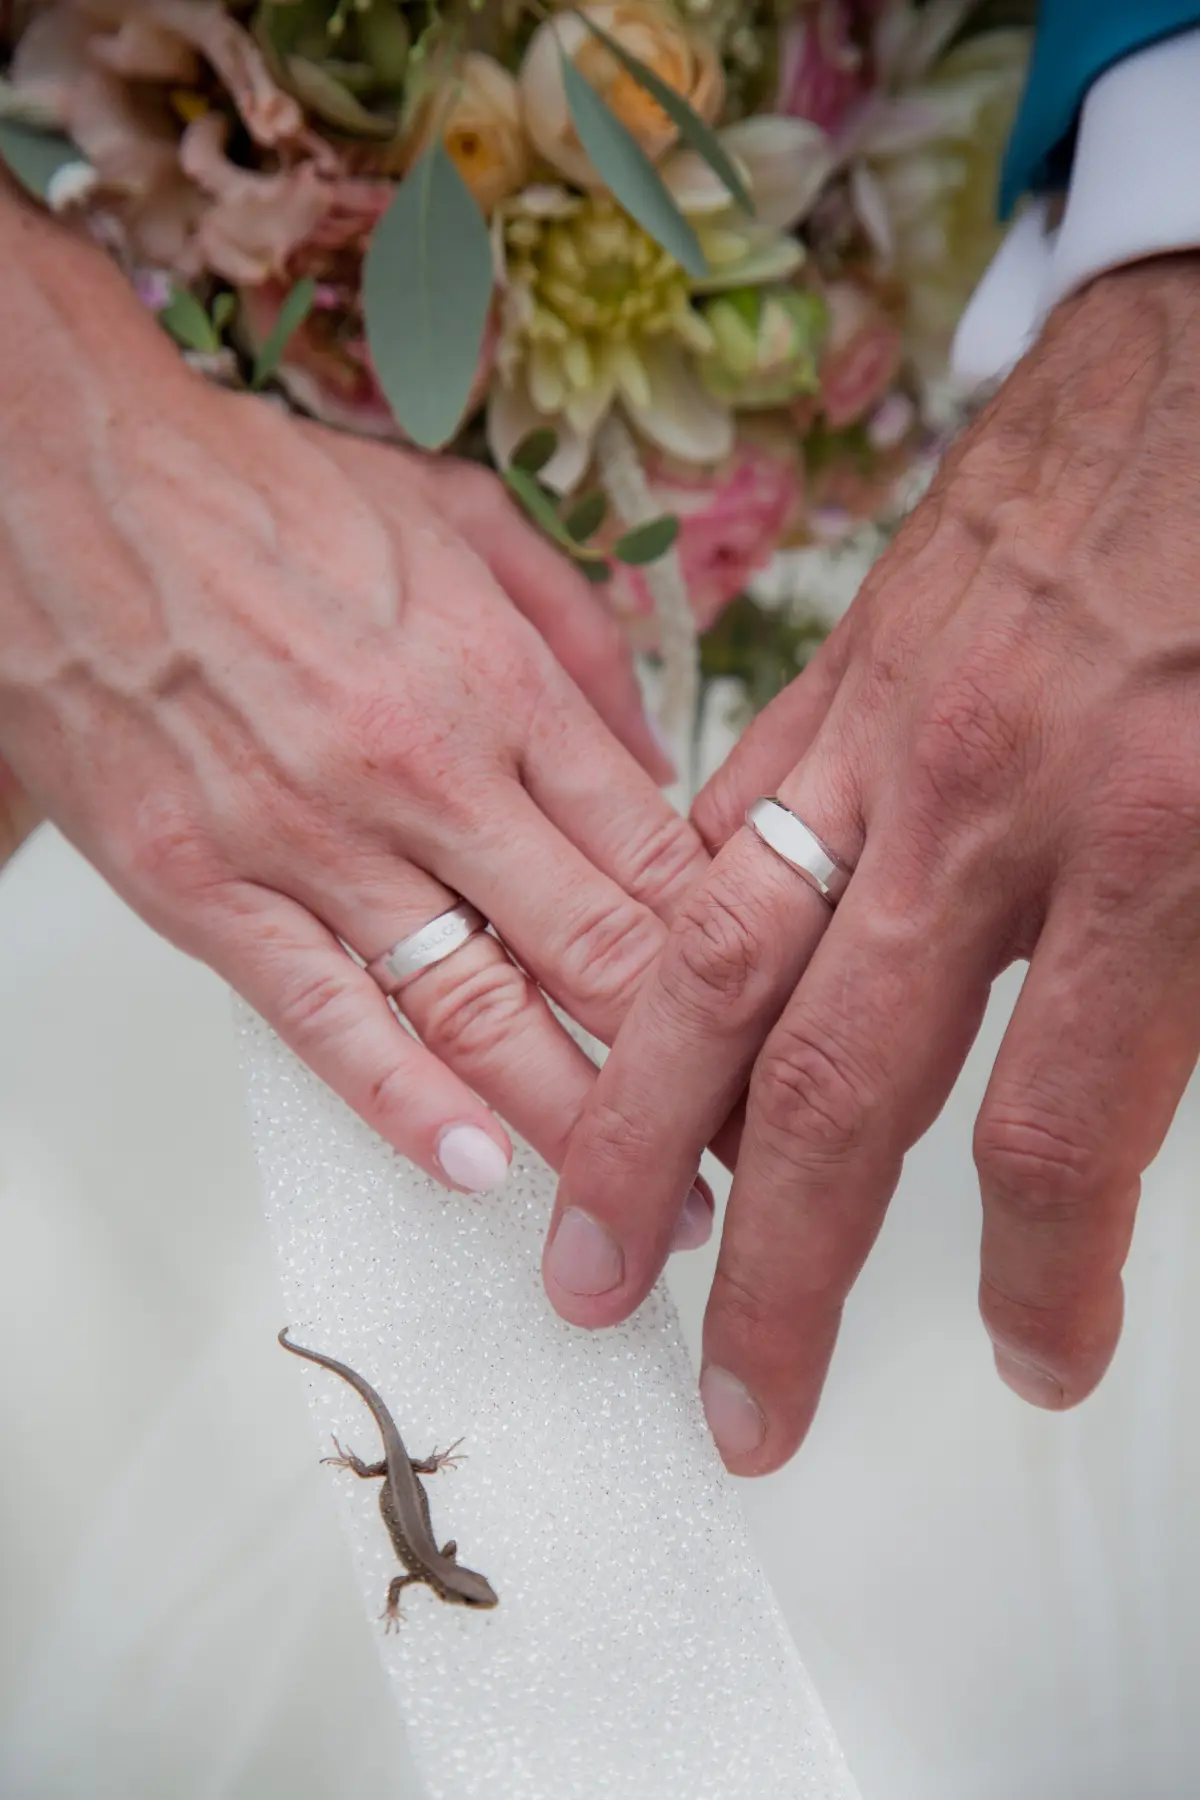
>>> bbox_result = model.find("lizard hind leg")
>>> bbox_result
[321,1436,386,1479]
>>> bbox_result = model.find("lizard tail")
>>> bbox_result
[277,1327,396,1431]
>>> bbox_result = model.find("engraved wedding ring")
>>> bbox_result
[745,797,855,906]
[367,901,488,995]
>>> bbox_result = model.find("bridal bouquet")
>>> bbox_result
[0,0,1029,712]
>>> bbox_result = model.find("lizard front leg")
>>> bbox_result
[381,1572,423,1631]
[321,1436,386,1479]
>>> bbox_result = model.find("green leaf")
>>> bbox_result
[564,489,608,542]
[0,121,83,202]
[159,287,220,355]
[613,514,680,565]
[363,143,494,450]
[559,52,706,279]
[510,428,559,475]
[573,12,754,215]
[251,275,317,389]
[504,465,601,560]
[210,291,237,334]
[578,557,612,584]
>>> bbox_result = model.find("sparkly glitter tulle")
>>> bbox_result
[239,1003,860,1800]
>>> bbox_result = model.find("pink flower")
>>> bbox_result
[238,271,499,442]
[807,430,917,535]
[817,280,903,429]
[776,0,873,138]
[606,433,805,642]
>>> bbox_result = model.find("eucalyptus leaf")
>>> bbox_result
[612,514,680,565]
[211,291,236,333]
[559,53,706,278]
[510,428,559,475]
[160,287,220,355]
[363,143,494,450]
[573,12,753,215]
[285,56,397,136]
[251,275,317,389]
[564,489,608,542]
[503,465,599,559]
[0,121,83,201]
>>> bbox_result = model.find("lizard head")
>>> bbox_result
[448,1565,500,1609]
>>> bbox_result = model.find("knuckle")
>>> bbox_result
[571,1091,666,1181]
[751,1022,872,1165]
[616,806,706,908]
[416,953,540,1065]
[710,1258,778,1339]
[273,962,359,1045]
[974,1100,1103,1219]
[665,878,776,1014]
[909,664,1028,818]
[122,792,225,908]
[556,900,663,1013]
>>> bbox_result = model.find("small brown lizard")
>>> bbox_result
[279,1328,499,1624]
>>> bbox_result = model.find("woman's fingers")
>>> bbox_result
[974,868,1200,1408]
[211,884,514,1191]
[414,457,675,785]
[281,855,602,1173]
[520,669,710,922]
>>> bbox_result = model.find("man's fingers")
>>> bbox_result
[690,622,853,851]
[975,880,1200,1409]
[548,768,857,1326]
[211,886,514,1190]
[700,856,995,1472]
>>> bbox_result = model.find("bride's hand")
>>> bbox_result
[550,255,1200,1461]
[0,214,711,1194]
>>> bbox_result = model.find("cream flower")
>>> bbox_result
[836,2,1029,372]
[519,2,722,190]
[488,117,833,490]
[408,53,530,215]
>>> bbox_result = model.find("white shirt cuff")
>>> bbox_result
[952,27,1200,386]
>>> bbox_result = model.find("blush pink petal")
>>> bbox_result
[180,114,332,283]
[606,438,806,638]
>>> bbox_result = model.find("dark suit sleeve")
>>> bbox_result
[1000,0,1200,212]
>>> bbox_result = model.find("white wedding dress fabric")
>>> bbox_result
[2,820,1200,1800]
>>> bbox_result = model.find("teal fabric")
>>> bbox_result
[1000,0,1200,213]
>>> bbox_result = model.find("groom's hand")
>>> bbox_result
[548,253,1200,1471]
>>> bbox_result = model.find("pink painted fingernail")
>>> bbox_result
[547,1207,624,1296]
[994,1348,1065,1409]
[700,1365,766,1461]
[670,1183,714,1252]
[436,1125,511,1193]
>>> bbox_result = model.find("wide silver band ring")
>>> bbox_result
[745,797,855,906]
[366,901,488,995]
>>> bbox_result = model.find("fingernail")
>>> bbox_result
[700,1365,766,1461]
[436,1125,511,1193]
[670,1183,714,1253]
[547,1207,624,1296]
[994,1348,1065,1409]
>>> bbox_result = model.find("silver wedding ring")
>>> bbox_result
[367,901,488,995]
[745,797,854,906]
